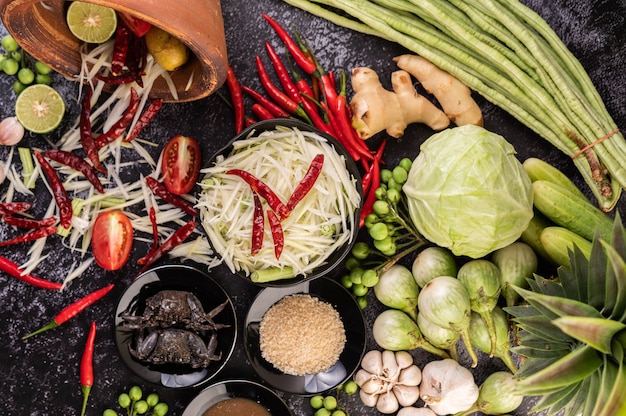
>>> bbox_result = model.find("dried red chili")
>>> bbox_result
[225,169,289,220]
[136,219,197,275]
[80,321,96,416]
[111,23,130,76]
[3,215,57,229]
[145,176,197,217]
[251,192,264,255]
[0,255,62,290]
[286,154,324,212]
[0,225,57,247]
[148,206,159,252]
[123,98,163,142]
[95,87,140,148]
[0,201,32,216]
[34,150,73,229]
[226,65,245,134]
[79,86,107,174]
[22,283,115,339]
[266,209,284,260]
[45,149,105,193]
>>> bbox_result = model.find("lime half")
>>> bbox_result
[66,1,117,44]
[15,84,65,134]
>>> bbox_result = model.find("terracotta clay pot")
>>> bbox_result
[0,0,228,102]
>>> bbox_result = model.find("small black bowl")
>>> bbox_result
[181,379,293,416]
[197,119,363,288]
[243,276,367,396]
[114,265,237,389]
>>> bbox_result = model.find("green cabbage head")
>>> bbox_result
[403,125,533,258]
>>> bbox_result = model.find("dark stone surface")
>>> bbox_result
[0,0,625,415]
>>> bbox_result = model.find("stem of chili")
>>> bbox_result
[262,14,317,75]
[123,98,163,142]
[34,150,73,229]
[22,283,114,339]
[0,255,62,290]
[45,149,105,193]
[241,85,290,118]
[226,65,245,134]
[80,321,96,416]
[145,176,197,217]
[79,86,107,174]
[0,225,57,247]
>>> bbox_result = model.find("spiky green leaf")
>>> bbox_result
[600,240,626,321]
[514,315,573,343]
[530,381,580,415]
[515,286,604,319]
[552,316,626,354]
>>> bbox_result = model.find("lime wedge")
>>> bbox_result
[66,1,117,44]
[15,84,66,134]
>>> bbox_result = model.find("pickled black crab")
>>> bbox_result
[119,289,229,331]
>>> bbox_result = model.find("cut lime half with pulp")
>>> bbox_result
[15,84,65,134]
[66,1,117,44]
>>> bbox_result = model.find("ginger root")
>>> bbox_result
[350,67,450,139]
[394,54,483,127]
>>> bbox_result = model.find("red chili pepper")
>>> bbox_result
[359,139,387,228]
[262,14,317,75]
[251,192,264,255]
[266,209,284,260]
[123,98,163,142]
[111,23,130,76]
[95,88,140,148]
[149,206,159,252]
[264,41,301,104]
[34,150,73,229]
[22,284,115,339]
[45,149,105,193]
[256,56,310,122]
[145,176,197,217]
[0,255,62,290]
[95,72,139,86]
[136,219,196,274]
[241,85,290,118]
[226,65,245,134]
[335,94,373,162]
[3,215,57,229]
[0,201,32,216]
[80,321,96,416]
[322,101,360,162]
[291,69,336,137]
[79,87,107,174]
[251,103,275,121]
[286,154,324,212]
[226,169,289,220]
[0,225,57,247]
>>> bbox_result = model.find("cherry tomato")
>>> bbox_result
[91,210,134,271]
[161,135,201,195]
[117,12,152,37]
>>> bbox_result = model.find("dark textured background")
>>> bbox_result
[1,0,625,415]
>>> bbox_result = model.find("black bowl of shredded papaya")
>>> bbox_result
[196,119,363,287]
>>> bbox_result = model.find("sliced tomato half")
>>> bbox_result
[160,135,202,195]
[117,12,152,37]
[92,210,134,271]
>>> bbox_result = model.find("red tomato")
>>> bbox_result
[118,12,152,37]
[91,210,134,271]
[161,135,201,195]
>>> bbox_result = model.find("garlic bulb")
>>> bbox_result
[354,349,422,414]
[398,407,438,416]
[420,358,479,415]
[0,117,25,146]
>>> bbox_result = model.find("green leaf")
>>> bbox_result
[600,240,626,321]
[596,341,626,416]
[515,286,603,320]
[552,316,626,354]
[530,381,580,415]
[514,315,573,343]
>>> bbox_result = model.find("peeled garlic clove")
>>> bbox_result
[382,349,400,380]
[0,117,25,146]
[395,350,414,369]
[359,389,379,407]
[393,384,421,407]
[361,349,384,374]
[399,364,422,386]
[376,390,400,414]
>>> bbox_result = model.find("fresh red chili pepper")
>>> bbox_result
[79,87,107,174]
[149,206,159,252]
[266,209,284,260]
[241,85,289,118]
[0,225,57,247]
[95,87,140,148]
[34,150,73,229]
[262,14,317,75]
[0,201,32,216]
[45,149,105,193]
[335,94,373,162]
[226,169,289,220]
[80,321,96,416]
[226,65,245,134]
[245,116,258,127]
[123,98,162,142]
[111,23,130,76]
[359,139,387,228]
[145,176,197,217]
[290,68,336,136]
[22,283,115,339]
[3,215,57,229]
[322,101,361,162]
[0,255,62,290]
[251,103,275,121]
[286,154,324,212]
[256,56,310,122]
[264,41,301,104]
[251,192,264,255]
[136,219,197,274]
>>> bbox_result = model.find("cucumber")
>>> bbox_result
[540,226,592,268]
[523,157,588,201]
[520,211,554,263]
[532,180,614,242]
